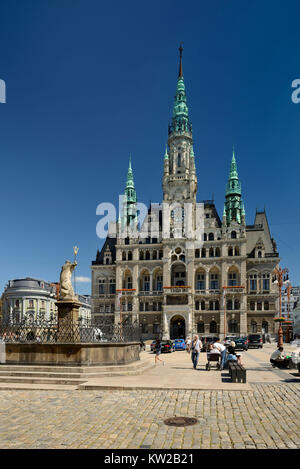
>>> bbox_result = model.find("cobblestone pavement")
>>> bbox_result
[0,383,299,449]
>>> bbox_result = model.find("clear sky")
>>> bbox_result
[0,0,299,295]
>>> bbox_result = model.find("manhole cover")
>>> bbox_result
[164,417,198,427]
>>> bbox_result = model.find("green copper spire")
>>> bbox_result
[224,147,245,225]
[168,45,192,135]
[121,156,137,231]
[126,155,135,191]
[164,144,169,160]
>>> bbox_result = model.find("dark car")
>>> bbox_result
[233,336,249,351]
[161,340,175,353]
[151,340,175,353]
[248,334,263,349]
[200,336,220,352]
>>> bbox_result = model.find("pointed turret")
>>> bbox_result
[163,45,197,204]
[223,147,245,225]
[168,45,192,136]
[121,156,137,231]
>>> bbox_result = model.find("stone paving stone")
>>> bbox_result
[0,383,298,449]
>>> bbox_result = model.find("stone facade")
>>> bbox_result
[91,48,279,340]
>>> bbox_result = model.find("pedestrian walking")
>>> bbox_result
[191,334,202,369]
[154,338,164,365]
[186,336,192,353]
[212,338,227,370]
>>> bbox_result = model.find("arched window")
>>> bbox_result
[152,251,157,260]
[264,301,269,311]
[145,251,150,260]
[234,299,240,310]
[122,251,126,261]
[195,249,200,258]
[203,233,207,241]
[235,247,240,256]
[139,251,144,260]
[215,247,220,257]
[262,321,269,333]
[208,233,214,241]
[210,321,217,333]
[201,301,206,310]
[258,251,262,258]
[251,321,257,333]
[231,231,237,239]
[201,248,206,258]
[128,251,132,261]
[178,153,181,167]
[195,301,199,310]
[228,247,233,256]
[197,322,205,334]
[209,247,214,258]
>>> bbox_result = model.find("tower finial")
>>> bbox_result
[178,43,183,77]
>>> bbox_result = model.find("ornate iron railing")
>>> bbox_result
[0,318,141,344]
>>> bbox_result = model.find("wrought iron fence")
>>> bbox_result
[0,318,141,344]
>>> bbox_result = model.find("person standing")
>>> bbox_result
[212,338,227,370]
[186,336,192,353]
[191,335,202,369]
[154,338,164,365]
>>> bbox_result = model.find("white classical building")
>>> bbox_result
[2,278,58,323]
[1,278,92,325]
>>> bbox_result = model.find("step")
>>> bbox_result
[0,383,78,391]
[0,376,87,385]
[0,361,151,374]
[0,364,155,379]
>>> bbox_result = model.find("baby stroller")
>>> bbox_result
[205,351,221,370]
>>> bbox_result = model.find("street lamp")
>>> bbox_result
[272,266,289,348]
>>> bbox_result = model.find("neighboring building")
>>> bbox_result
[282,288,298,321]
[91,47,280,340]
[77,294,92,325]
[293,304,300,337]
[2,279,92,325]
[2,278,58,323]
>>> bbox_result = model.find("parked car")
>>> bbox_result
[224,336,238,346]
[247,334,263,349]
[161,340,175,353]
[150,340,175,353]
[200,336,219,352]
[173,339,186,350]
[233,336,249,351]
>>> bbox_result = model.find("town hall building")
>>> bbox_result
[91,47,280,340]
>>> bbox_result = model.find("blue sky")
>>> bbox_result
[0,0,299,295]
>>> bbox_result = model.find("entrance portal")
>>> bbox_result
[170,316,186,340]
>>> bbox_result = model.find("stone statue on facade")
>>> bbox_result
[59,260,78,301]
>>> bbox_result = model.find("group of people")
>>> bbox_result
[153,336,294,371]
[154,335,241,370]
[186,335,241,370]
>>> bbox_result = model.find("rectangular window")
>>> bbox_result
[249,274,257,292]
[196,274,205,290]
[228,273,237,286]
[210,274,219,290]
[263,275,270,291]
